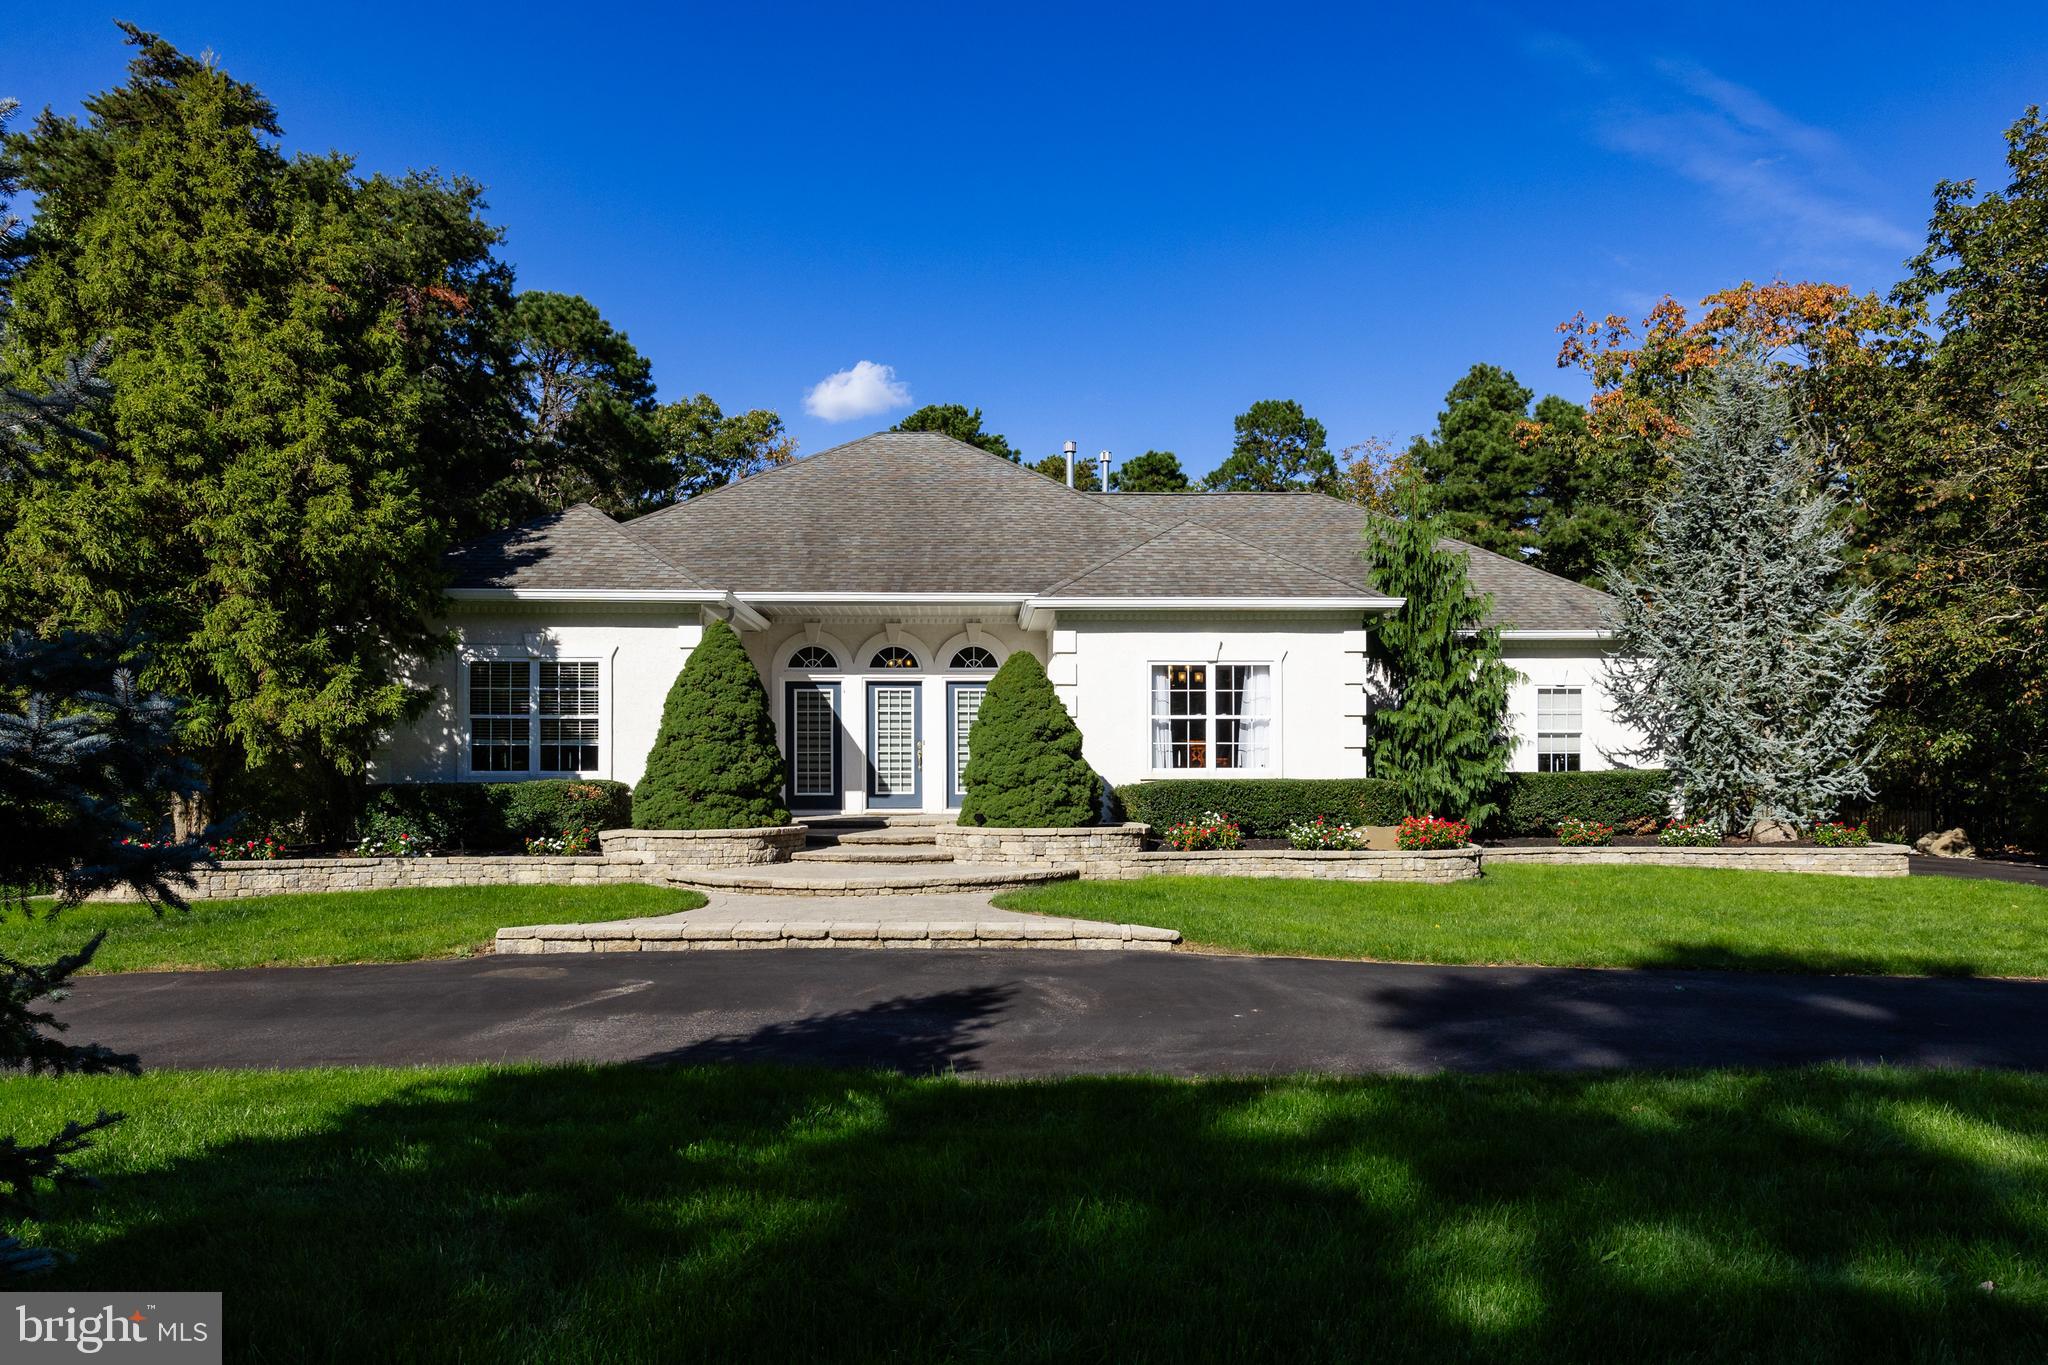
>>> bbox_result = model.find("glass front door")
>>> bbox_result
[785,681,841,811]
[866,682,922,809]
[947,682,986,808]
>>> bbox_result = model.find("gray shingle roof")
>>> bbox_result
[447,434,1617,630]
[624,432,1159,593]
[1039,518,1370,598]
[1104,491,1618,631]
[445,503,707,592]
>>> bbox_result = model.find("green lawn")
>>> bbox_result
[2,1065,2044,1360]
[996,865,2048,977]
[0,884,703,973]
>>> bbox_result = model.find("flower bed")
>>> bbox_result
[1397,815,1473,851]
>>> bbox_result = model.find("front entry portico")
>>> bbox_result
[766,617,1016,815]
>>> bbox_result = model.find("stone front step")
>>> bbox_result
[667,862,1075,897]
[496,917,1178,953]
[815,828,942,847]
[790,846,955,864]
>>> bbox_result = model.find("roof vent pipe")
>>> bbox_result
[1099,449,1111,491]
[1063,439,1077,488]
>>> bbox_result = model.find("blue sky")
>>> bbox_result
[7,4,2045,479]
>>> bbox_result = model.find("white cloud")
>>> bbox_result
[803,361,912,422]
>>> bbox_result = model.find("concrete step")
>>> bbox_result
[668,862,1075,897]
[790,847,955,864]
[497,916,1178,953]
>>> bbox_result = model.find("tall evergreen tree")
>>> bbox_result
[1207,398,1338,492]
[1605,350,1884,835]
[1408,363,1539,558]
[0,26,520,833]
[496,290,663,520]
[632,620,788,830]
[1109,449,1190,492]
[1365,475,1518,826]
[890,403,1019,460]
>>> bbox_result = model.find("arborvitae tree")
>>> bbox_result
[1409,363,1540,558]
[632,619,789,830]
[958,652,1098,827]
[1110,449,1191,492]
[1604,350,1884,834]
[1366,474,1518,826]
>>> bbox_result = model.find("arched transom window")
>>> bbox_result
[949,646,999,669]
[789,645,838,669]
[869,645,919,670]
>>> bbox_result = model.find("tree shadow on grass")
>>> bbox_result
[12,1046,2048,1359]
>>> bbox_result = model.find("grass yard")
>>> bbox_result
[0,884,703,973]
[996,864,2048,977]
[2,1064,2044,1361]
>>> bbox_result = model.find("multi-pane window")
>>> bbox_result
[538,661,600,772]
[1536,687,1582,772]
[1150,663,1271,771]
[468,661,531,772]
[869,646,919,669]
[468,658,601,774]
[789,645,837,669]
[949,646,998,669]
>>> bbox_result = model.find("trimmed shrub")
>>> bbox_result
[634,619,789,830]
[360,779,631,850]
[1117,779,1406,836]
[959,652,1098,827]
[1488,770,1668,838]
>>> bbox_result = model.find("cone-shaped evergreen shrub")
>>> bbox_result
[958,652,1098,826]
[632,619,789,829]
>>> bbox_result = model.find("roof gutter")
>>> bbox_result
[1019,595,1403,630]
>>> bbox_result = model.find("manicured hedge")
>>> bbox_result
[1488,769,1669,837]
[360,779,633,851]
[1115,770,1669,839]
[1115,779,1407,837]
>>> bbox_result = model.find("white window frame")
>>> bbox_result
[457,648,608,780]
[537,660,602,775]
[1147,660,1275,776]
[1535,686,1583,773]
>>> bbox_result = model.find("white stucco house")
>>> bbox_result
[372,432,1641,813]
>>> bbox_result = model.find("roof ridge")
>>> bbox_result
[1038,517,1364,597]
[1036,520,1187,595]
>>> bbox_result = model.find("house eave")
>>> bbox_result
[443,587,769,631]
[1019,595,1402,630]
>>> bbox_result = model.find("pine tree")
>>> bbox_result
[1409,363,1540,558]
[1604,349,1884,834]
[958,652,1098,827]
[632,620,789,830]
[1366,474,1518,826]
[1109,450,1191,492]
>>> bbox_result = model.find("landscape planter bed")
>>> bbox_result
[934,823,1150,867]
[86,853,654,901]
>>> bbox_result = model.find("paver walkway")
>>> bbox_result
[498,884,1179,953]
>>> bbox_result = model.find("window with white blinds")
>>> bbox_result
[467,658,602,775]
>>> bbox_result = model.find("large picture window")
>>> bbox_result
[467,658,602,775]
[1536,687,1582,772]
[1150,663,1271,771]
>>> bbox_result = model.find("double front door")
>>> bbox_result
[783,679,988,812]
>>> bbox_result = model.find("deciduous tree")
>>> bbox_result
[651,393,796,505]
[891,403,1019,460]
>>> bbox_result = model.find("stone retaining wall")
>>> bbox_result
[934,823,1149,866]
[1479,842,1911,877]
[1091,847,1483,882]
[597,825,808,867]
[89,854,652,901]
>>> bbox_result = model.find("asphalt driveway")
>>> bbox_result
[55,950,2048,1077]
